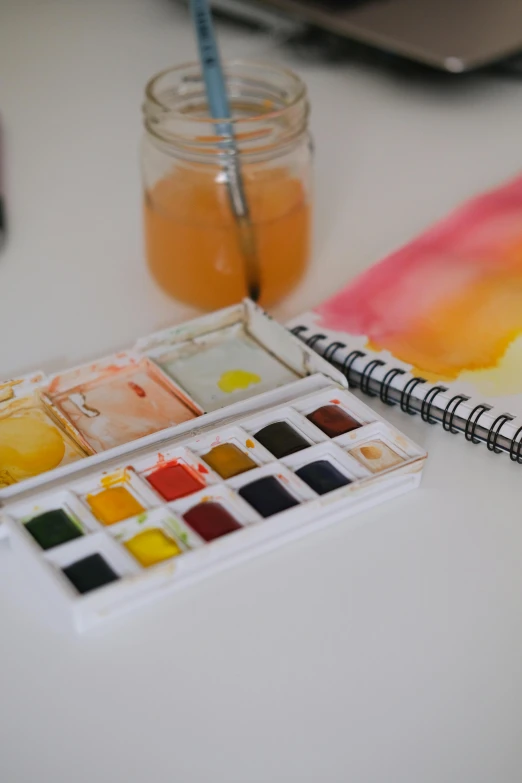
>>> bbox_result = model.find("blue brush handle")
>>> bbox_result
[189,0,233,134]
[189,0,260,299]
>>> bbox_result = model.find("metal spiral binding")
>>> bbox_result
[306,333,327,350]
[442,394,470,433]
[323,341,346,363]
[400,377,426,414]
[465,404,492,444]
[360,359,385,397]
[420,385,447,424]
[341,350,367,385]
[291,327,521,458]
[509,426,522,463]
[380,368,406,405]
[487,413,514,453]
[290,325,308,337]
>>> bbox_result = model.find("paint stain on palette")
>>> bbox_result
[349,441,403,473]
[0,405,85,487]
[217,369,261,393]
[155,326,298,412]
[47,359,200,453]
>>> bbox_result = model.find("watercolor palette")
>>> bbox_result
[1,381,427,632]
[0,301,343,502]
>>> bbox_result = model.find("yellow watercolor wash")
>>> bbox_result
[217,370,261,394]
[0,415,66,482]
[460,333,522,396]
[124,528,182,567]
[87,486,144,526]
[377,276,522,384]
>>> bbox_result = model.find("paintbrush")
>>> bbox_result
[189,0,261,303]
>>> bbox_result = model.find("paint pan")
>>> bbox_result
[306,405,361,438]
[25,508,84,550]
[62,553,120,595]
[254,421,310,459]
[80,468,156,527]
[282,441,369,488]
[183,501,242,542]
[226,461,314,518]
[134,446,215,502]
[147,461,205,501]
[295,460,351,495]
[43,355,201,453]
[349,440,404,474]
[86,487,145,526]
[242,406,326,461]
[0,375,85,489]
[147,323,299,412]
[201,443,257,479]
[190,425,272,481]
[109,506,200,568]
[238,475,299,517]
[43,531,139,603]
[168,482,258,541]
[124,528,182,567]
[292,389,373,435]
[10,490,98,553]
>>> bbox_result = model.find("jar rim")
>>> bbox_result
[144,59,307,125]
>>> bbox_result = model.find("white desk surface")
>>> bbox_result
[2,2,522,781]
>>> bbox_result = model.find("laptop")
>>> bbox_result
[207,0,522,72]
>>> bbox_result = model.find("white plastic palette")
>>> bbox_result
[0,300,345,502]
[1,383,427,632]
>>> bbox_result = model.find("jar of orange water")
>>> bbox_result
[142,61,312,310]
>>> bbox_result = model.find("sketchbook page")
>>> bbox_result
[290,172,522,423]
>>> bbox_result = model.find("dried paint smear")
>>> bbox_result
[49,361,199,452]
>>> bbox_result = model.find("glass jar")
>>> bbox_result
[142,61,312,310]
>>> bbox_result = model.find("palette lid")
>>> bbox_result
[134,303,249,354]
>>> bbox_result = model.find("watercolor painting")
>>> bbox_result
[315,174,522,397]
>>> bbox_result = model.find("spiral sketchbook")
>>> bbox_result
[288,173,522,461]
